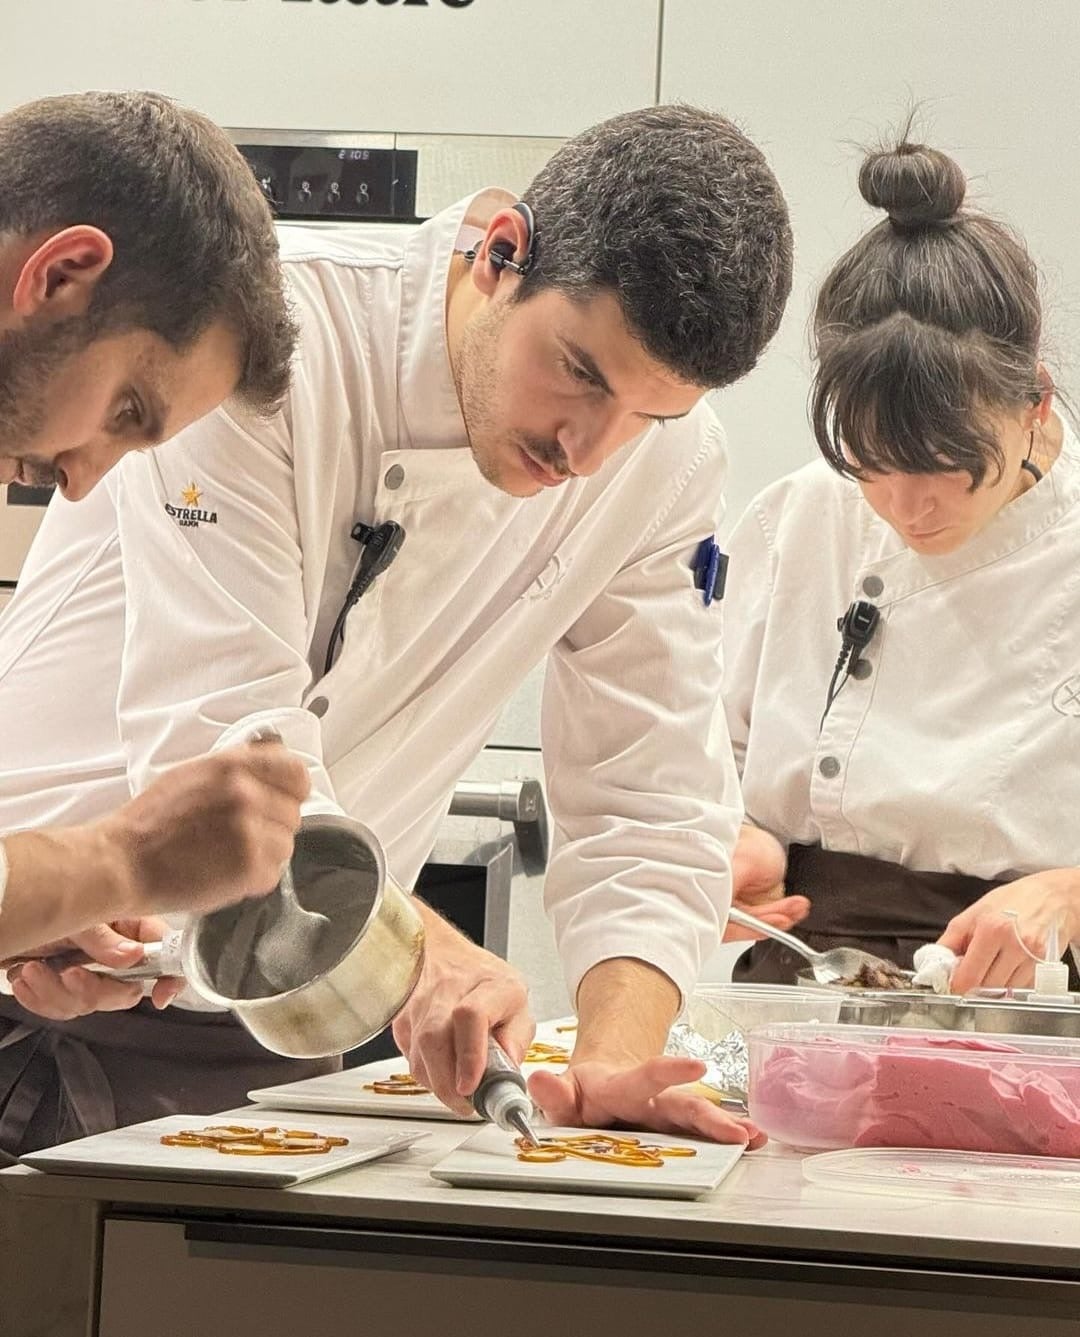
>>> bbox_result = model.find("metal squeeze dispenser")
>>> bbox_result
[472,1037,541,1145]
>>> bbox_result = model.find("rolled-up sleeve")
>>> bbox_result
[541,429,743,1006]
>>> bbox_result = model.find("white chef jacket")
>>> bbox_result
[722,427,1080,878]
[0,190,741,1004]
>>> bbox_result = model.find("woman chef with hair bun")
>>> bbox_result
[723,133,1080,995]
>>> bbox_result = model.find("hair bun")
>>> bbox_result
[858,141,966,229]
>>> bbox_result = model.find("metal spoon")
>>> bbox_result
[727,905,911,986]
[245,727,332,993]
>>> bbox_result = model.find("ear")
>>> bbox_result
[1030,362,1056,425]
[12,226,114,321]
[1021,363,1053,425]
[469,207,533,298]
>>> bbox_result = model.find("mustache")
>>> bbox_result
[14,458,59,488]
[516,434,571,477]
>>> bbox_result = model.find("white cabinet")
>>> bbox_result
[96,1216,1080,1337]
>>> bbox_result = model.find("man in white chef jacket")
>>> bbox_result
[0,104,793,1149]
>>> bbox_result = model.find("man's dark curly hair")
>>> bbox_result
[518,104,793,389]
[0,90,295,414]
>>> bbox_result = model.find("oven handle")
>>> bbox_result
[448,779,549,873]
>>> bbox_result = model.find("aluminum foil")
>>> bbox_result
[666,1022,749,1104]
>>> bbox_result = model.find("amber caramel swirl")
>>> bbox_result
[365,1042,570,1099]
[160,1124,349,1156]
[364,1073,431,1096]
[514,1133,696,1168]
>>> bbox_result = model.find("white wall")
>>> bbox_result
[4,0,661,136]
[661,0,1080,532]
[6,1,1080,523]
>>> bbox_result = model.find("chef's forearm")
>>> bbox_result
[0,826,135,958]
[571,957,681,1066]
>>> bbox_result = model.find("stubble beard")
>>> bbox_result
[0,318,92,460]
[456,302,512,492]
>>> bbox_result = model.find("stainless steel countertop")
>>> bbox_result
[4,1107,1078,1274]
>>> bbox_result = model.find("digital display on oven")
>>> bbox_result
[6,483,54,507]
[237,145,419,223]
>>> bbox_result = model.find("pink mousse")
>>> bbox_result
[751,1033,1080,1156]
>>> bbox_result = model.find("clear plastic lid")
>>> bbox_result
[803,1147,1080,1210]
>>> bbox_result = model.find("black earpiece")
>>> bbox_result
[489,241,519,272]
[488,202,537,276]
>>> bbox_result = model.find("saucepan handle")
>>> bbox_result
[1,929,186,984]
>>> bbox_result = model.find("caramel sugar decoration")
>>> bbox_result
[160,1124,348,1156]
[364,1073,431,1096]
[366,1042,569,1100]
[514,1133,696,1168]
[522,1041,570,1065]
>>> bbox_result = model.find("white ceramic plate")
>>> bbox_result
[248,1025,576,1121]
[429,1124,745,1200]
[248,1058,481,1122]
[22,1114,427,1188]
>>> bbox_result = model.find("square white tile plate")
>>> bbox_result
[22,1114,427,1188]
[249,1057,481,1122]
[429,1125,744,1200]
[248,1020,577,1122]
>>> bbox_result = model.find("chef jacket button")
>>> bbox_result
[384,464,406,490]
[861,574,884,598]
[819,756,841,779]
[307,696,330,718]
[851,658,873,681]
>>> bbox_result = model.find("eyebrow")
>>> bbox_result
[561,337,693,425]
[563,338,614,397]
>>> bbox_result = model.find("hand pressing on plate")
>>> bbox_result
[527,957,765,1147]
[528,1056,765,1147]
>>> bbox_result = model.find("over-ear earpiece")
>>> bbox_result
[489,241,518,273]
[487,202,537,277]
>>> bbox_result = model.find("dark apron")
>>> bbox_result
[0,996,339,1160]
[733,843,1080,989]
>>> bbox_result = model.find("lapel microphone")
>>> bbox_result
[323,521,406,675]
[821,599,880,727]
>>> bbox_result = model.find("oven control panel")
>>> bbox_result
[237,144,418,222]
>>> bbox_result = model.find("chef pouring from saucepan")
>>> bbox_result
[722,130,1080,996]
[0,97,794,1153]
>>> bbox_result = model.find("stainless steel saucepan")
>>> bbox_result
[3,813,425,1060]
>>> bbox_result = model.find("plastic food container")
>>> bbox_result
[802,1147,1080,1210]
[748,1023,1080,1157]
[794,970,1080,1039]
[685,984,845,1045]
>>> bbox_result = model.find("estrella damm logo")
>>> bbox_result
[165,482,219,529]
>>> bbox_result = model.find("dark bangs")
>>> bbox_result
[811,313,1038,489]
